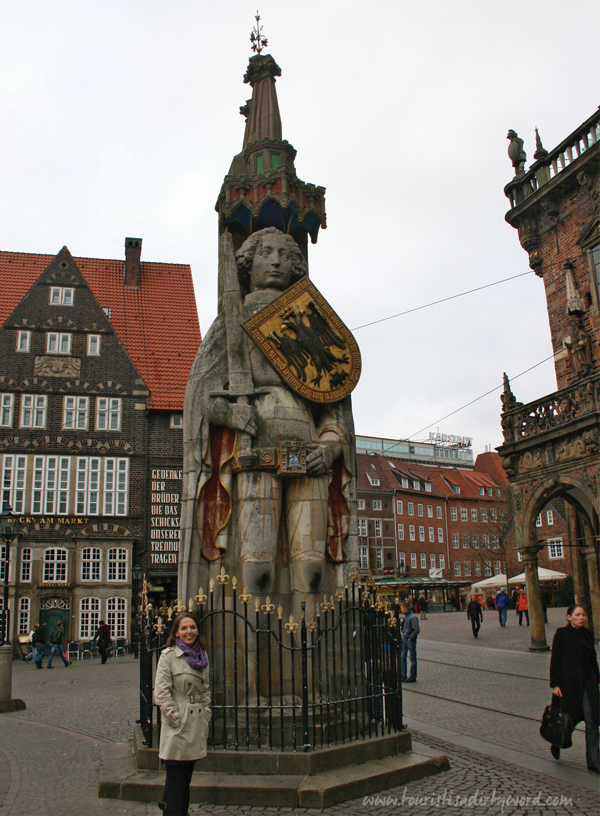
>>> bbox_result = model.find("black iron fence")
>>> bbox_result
[139,568,403,752]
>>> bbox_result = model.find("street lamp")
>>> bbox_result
[0,502,20,647]
[131,564,143,660]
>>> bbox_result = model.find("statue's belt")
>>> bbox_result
[232,442,308,475]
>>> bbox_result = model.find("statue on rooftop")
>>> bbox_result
[507,129,527,175]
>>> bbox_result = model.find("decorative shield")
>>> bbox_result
[242,278,361,403]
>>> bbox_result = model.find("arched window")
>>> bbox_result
[43,548,68,582]
[79,597,100,640]
[107,548,127,582]
[18,597,30,635]
[107,597,127,639]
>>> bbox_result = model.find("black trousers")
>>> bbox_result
[99,647,108,664]
[470,617,481,637]
[161,760,196,816]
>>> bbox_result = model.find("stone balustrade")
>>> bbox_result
[504,111,600,210]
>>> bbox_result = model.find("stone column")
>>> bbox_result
[568,509,586,606]
[522,547,549,651]
[582,543,600,638]
[0,643,26,714]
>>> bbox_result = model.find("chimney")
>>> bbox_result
[124,237,143,288]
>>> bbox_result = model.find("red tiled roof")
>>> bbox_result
[0,249,201,410]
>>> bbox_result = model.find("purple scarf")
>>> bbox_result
[176,637,208,671]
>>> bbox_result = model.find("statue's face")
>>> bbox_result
[249,234,293,292]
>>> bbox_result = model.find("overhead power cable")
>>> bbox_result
[351,270,533,332]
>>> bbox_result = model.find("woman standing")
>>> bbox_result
[516,587,529,626]
[93,620,112,664]
[549,605,599,773]
[154,614,211,816]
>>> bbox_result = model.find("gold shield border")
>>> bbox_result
[242,278,362,403]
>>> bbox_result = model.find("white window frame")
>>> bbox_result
[46,332,72,354]
[401,478,408,488]
[481,508,488,522]
[357,500,365,510]
[472,534,479,549]
[420,552,427,569]
[452,533,459,549]
[464,561,471,576]
[369,477,380,486]
[430,554,436,568]
[408,502,414,516]
[20,395,47,428]
[438,528,443,543]
[494,561,502,575]
[428,527,434,542]
[536,514,542,527]
[424,483,432,493]
[170,413,183,428]
[43,547,68,583]
[50,286,74,306]
[491,509,498,523]
[412,480,420,490]
[16,331,31,352]
[410,552,417,569]
[450,507,458,521]
[398,551,405,568]
[80,597,100,640]
[2,454,27,513]
[20,548,32,582]
[87,334,101,356]
[374,520,382,538]
[546,509,554,526]
[427,505,433,518]
[375,548,383,570]
[359,546,369,569]
[474,560,481,576]
[107,597,127,639]
[419,526,425,542]
[397,523,404,540]
[548,538,563,559]
[96,398,122,431]
[396,500,403,514]
[358,518,367,537]
[76,457,100,515]
[461,508,468,522]
[439,554,445,570]
[463,534,470,548]
[454,561,461,577]
[409,525,415,541]
[417,503,423,517]
[372,500,382,511]
[492,535,499,550]
[81,547,102,582]
[436,506,442,519]
[471,508,478,522]
[482,533,490,549]
[18,597,30,635]
[0,394,14,427]
[108,548,128,582]
[484,561,492,577]
[63,396,89,430]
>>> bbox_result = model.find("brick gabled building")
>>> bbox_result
[0,240,200,649]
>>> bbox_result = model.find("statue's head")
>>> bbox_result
[235,227,307,294]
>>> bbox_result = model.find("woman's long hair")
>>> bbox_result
[166,613,206,650]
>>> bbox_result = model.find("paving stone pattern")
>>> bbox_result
[1,608,596,815]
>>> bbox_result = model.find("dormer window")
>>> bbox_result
[47,332,72,354]
[424,483,432,492]
[412,480,420,490]
[50,287,74,305]
[401,478,409,488]
[452,485,460,494]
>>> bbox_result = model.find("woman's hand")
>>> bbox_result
[552,686,562,697]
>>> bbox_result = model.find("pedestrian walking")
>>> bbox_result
[540,587,550,624]
[516,586,529,626]
[495,589,509,627]
[511,587,520,612]
[46,621,71,668]
[418,595,428,620]
[400,602,420,682]
[32,622,47,669]
[467,596,483,638]
[24,623,39,661]
[549,605,599,773]
[154,613,211,816]
[93,620,112,664]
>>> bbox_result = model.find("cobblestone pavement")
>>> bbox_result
[1,609,597,815]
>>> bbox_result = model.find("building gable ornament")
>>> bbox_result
[0,435,133,453]
[34,355,81,378]
[40,598,70,610]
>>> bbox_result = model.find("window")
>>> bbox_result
[484,561,492,577]
[256,154,264,174]
[18,597,30,635]
[454,562,461,577]
[408,502,414,516]
[494,561,502,575]
[462,534,469,548]
[359,547,369,569]
[81,548,101,581]
[461,508,468,522]
[170,413,182,429]
[481,509,488,522]
[438,528,443,543]
[412,480,420,490]
[373,500,382,511]
[104,458,128,516]
[450,507,458,521]
[398,551,406,568]
[479,487,484,496]
[436,506,442,519]
[471,508,478,522]
[452,533,459,549]
[50,286,74,305]
[536,514,542,526]
[420,553,426,569]
[517,551,523,562]
[495,489,500,497]
[63,396,89,430]
[2,454,27,513]
[464,561,471,576]
[401,478,409,488]
[375,548,383,569]
[419,526,425,542]
[474,561,481,576]
[76,457,100,515]
[397,523,404,540]
[374,520,382,538]
[369,477,380,486]
[46,332,72,354]
[546,510,554,526]
[482,534,490,549]
[32,456,70,515]
[548,539,563,559]
[108,548,128,582]
[20,395,47,428]
[430,554,436,568]
[0,545,6,581]
[409,525,415,541]
[103,306,112,318]
[492,535,499,550]
[1,394,14,427]
[358,518,367,537]
[357,500,365,510]
[439,554,445,569]
[96,398,122,431]
[452,485,460,494]
[410,552,417,569]
[428,527,434,542]
[20,548,31,582]
[80,597,101,639]
[43,548,67,582]
[87,335,101,355]
[472,535,479,549]
[417,503,423,517]
[487,488,493,497]
[16,331,31,352]
[396,500,403,514]
[424,483,432,493]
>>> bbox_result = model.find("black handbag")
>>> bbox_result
[540,698,573,748]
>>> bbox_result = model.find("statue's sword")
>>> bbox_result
[212,229,257,468]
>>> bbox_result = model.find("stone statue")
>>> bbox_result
[507,130,527,175]
[564,317,593,378]
[179,227,356,617]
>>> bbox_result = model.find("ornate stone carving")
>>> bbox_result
[564,317,593,378]
[34,355,81,378]
[564,262,586,315]
[507,130,527,175]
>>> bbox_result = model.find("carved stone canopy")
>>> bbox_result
[564,262,585,315]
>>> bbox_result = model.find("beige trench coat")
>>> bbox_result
[154,645,211,761]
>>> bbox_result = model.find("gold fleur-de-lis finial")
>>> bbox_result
[285,613,298,634]
[217,566,229,585]
[262,596,275,615]
[195,587,207,606]
[239,586,252,606]
[250,11,268,55]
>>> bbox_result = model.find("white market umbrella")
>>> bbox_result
[470,574,508,589]
[508,567,567,583]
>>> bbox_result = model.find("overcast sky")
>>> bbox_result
[1,1,598,456]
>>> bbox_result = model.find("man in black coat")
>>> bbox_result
[467,597,483,638]
[550,605,599,772]
[32,622,47,669]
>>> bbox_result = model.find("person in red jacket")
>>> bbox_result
[516,586,529,626]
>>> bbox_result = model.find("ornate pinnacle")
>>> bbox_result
[250,11,268,55]
[501,372,517,412]
[534,127,548,161]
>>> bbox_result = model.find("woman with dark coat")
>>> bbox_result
[93,620,112,664]
[154,613,211,816]
[549,604,599,773]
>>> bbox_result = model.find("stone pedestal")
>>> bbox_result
[0,644,26,714]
